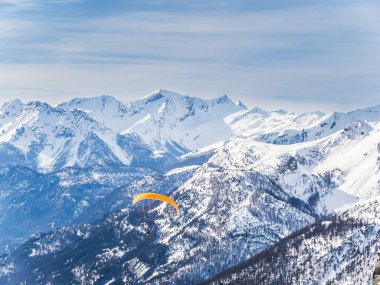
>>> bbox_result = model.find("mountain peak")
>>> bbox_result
[59,94,124,108]
[140,90,246,109]
[250,106,268,116]
[25,101,56,112]
[96,94,122,104]
[1,99,23,115]
[58,95,128,117]
[139,89,185,104]
[273,108,288,115]
[213,94,233,104]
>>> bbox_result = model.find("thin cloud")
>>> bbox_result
[0,0,35,7]
[48,0,83,3]
[0,0,379,112]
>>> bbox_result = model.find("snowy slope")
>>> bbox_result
[226,115,380,200]
[204,197,380,285]
[146,124,378,283]
[310,121,380,199]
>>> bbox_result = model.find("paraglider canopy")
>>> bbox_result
[132,192,180,215]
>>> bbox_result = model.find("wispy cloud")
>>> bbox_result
[0,0,34,7]
[0,0,379,112]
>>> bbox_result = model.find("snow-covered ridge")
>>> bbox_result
[0,99,171,172]
[255,104,380,144]
[0,90,247,171]
[59,89,247,154]
[2,90,379,172]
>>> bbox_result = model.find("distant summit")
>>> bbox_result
[1,90,380,173]
[59,89,247,154]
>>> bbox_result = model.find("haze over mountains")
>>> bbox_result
[0,90,379,284]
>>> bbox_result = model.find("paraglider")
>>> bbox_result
[132,193,180,237]
[132,192,180,214]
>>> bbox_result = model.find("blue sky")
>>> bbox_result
[0,0,379,112]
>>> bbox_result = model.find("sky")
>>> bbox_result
[0,0,379,112]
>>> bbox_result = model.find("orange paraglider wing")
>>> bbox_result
[132,193,180,214]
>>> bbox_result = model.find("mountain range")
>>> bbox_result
[0,90,379,284]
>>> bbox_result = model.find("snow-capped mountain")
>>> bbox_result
[2,90,378,174]
[59,90,246,154]
[0,100,174,172]
[1,127,377,284]
[0,90,247,172]
[204,197,380,285]
[0,91,379,284]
